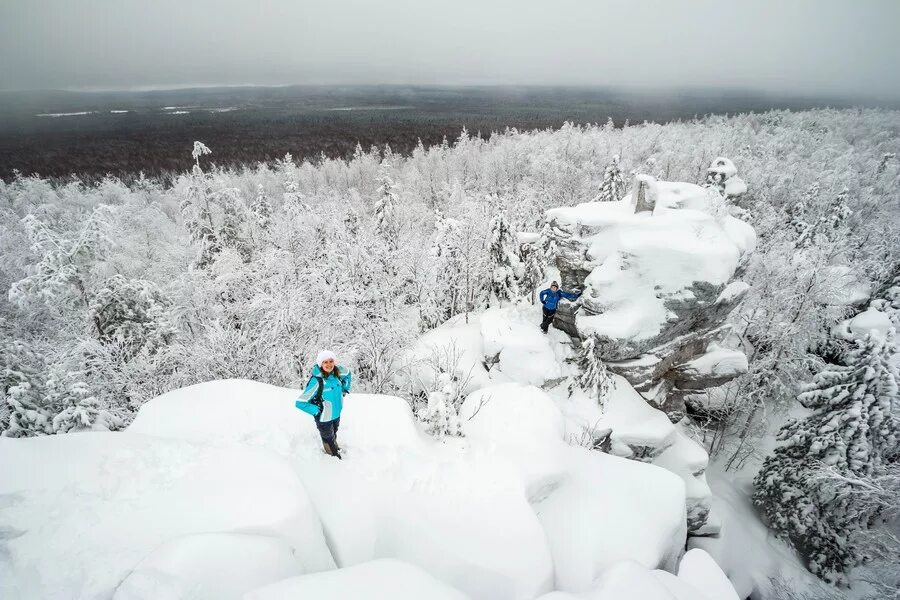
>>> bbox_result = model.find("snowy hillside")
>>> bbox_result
[2,109,899,599]
[1,173,756,598]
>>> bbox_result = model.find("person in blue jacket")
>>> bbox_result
[295,350,352,459]
[539,281,580,333]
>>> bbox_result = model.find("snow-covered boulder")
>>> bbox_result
[129,379,426,453]
[832,306,895,342]
[593,376,714,535]
[652,426,714,534]
[707,156,747,200]
[535,551,739,600]
[544,177,755,420]
[245,558,471,600]
[131,379,553,600]
[0,432,334,599]
[398,305,575,396]
[460,383,689,592]
[677,548,740,600]
[113,533,306,600]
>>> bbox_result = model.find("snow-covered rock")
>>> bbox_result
[113,533,306,600]
[594,377,714,535]
[129,379,425,452]
[535,551,740,600]
[601,375,676,460]
[245,558,470,600]
[677,548,740,600]
[398,305,576,396]
[724,176,747,197]
[707,157,738,179]
[460,382,689,592]
[672,345,749,390]
[544,177,755,420]
[833,306,894,342]
[0,432,334,599]
[131,379,553,600]
[653,426,714,534]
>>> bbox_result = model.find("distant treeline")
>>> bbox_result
[0,85,889,181]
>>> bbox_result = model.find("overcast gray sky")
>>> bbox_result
[2,0,899,97]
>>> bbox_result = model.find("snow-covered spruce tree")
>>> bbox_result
[48,370,122,434]
[790,185,852,249]
[89,275,177,359]
[519,241,545,304]
[577,335,613,408]
[754,331,900,584]
[487,210,519,306]
[1,340,50,437]
[374,162,399,247]
[538,219,559,270]
[419,213,465,331]
[598,154,627,202]
[180,147,221,269]
[251,184,272,230]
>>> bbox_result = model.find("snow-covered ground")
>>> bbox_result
[1,368,742,599]
[0,175,767,598]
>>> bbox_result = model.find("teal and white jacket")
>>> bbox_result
[295,364,352,422]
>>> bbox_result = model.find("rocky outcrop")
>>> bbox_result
[544,173,755,422]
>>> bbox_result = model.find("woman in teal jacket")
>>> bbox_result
[295,350,352,459]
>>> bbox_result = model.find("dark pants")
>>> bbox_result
[315,415,340,443]
[540,307,556,332]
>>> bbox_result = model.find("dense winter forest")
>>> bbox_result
[1,85,874,180]
[2,108,900,598]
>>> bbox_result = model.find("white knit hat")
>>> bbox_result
[316,350,336,366]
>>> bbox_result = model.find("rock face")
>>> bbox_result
[545,175,756,421]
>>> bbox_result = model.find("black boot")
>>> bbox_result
[327,439,342,460]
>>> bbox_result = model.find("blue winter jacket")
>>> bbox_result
[295,364,352,422]
[540,288,579,311]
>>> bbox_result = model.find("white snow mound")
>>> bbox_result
[0,432,334,599]
[113,533,307,600]
[245,558,471,600]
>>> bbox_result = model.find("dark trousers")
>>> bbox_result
[540,307,556,332]
[315,415,340,443]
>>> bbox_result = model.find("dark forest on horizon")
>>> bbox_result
[1,85,894,181]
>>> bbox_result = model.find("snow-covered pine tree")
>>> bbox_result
[577,335,612,408]
[598,154,627,202]
[539,220,559,269]
[487,210,519,306]
[822,188,852,233]
[753,330,900,584]
[191,141,211,171]
[251,184,272,229]
[1,340,50,437]
[419,214,464,331]
[180,147,220,269]
[519,242,545,304]
[89,275,177,359]
[374,162,399,247]
[788,183,818,247]
[421,373,462,438]
[49,370,122,434]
